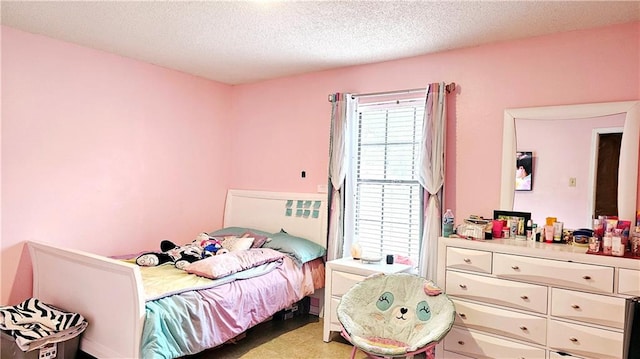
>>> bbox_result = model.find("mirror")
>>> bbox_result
[500,101,639,229]
[513,115,624,228]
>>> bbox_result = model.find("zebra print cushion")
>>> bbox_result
[0,297,87,351]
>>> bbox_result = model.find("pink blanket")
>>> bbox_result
[141,256,325,358]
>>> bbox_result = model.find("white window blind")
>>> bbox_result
[346,97,425,265]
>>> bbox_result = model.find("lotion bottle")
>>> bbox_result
[442,209,455,237]
[553,221,563,242]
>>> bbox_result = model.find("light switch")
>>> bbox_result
[569,177,577,187]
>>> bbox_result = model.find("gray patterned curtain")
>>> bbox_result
[327,93,355,260]
[417,83,447,280]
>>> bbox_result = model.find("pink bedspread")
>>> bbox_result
[141,256,325,358]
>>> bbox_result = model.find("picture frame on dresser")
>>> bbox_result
[493,210,531,237]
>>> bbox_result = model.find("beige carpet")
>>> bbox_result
[186,315,367,359]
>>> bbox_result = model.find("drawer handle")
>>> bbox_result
[459,284,467,289]
[520,295,529,300]
[583,275,592,280]
[570,337,579,343]
[459,313,467,319]
[519,326,528,331]
[511,265,520,270]
[463,258,471,263]
[457,340,465,345]
[571,304,580,309]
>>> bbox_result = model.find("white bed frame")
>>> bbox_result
[28,189,328,359]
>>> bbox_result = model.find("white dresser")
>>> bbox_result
[322,256,413,342]
[436,237,640,359]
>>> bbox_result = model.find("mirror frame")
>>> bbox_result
[500,100,640,224]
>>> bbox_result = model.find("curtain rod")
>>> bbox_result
[351,82,456,99]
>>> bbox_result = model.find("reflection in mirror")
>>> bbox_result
[594,131,623,217]
[513,115,623,229]
[515,151,533,192]
[500,101,639,230]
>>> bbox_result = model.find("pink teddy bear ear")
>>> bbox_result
[423,282,442,296]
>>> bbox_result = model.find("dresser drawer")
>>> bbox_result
[551,288,625,329]
[331,271,366,296]
[446,247,492,273]
[441,350,474,358]
[452,299,546,345]
[549,352,588,359]
[444,327,546,359]
[446,271,548,314]
[493,253,614,293]
[547,320,623,359]
[618,268,640,296]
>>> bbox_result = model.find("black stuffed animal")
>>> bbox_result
[135,240,203,269]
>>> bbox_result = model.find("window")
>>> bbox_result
[345,96,425,265]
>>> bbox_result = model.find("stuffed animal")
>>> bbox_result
[164,240,204,269]
[196,233,229,257]
[135,239,203,270]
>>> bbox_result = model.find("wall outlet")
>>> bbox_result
[569,177,577,187]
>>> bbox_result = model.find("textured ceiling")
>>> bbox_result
[2,1,639,85]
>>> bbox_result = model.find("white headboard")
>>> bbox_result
[223,189,329,248]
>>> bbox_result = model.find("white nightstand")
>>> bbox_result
[322,256,413,342]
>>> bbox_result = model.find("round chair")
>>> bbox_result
[337,273,455,359]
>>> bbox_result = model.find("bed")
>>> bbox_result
[28,189,328,359]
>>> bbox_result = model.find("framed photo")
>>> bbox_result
[493,210,531,238]
[515,151,533,191]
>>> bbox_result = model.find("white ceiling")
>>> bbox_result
[2,1,639,85]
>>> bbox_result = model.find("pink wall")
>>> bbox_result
[229,21,640,222]
[1,27,233,305]
[2,22,639,305]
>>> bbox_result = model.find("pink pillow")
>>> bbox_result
[185,248,285,279]
[242,231,270,248]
